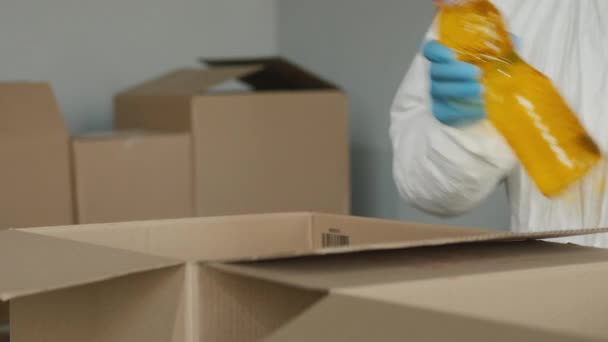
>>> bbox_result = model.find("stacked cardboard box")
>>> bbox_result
[0,83,72,230]
[114,57,350,218]
[71,132,193,224]
[1,213,607,341]
[0,58,350,227]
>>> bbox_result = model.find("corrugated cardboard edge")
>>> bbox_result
[18,212,314,234]
[201,57,341,90]
[216,227,608,263]
[306,214,315,251]
[119,66,263,95]
[209,228,608,293]
[184,262,200,342]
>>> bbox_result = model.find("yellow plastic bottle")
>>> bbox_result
[436,0,601,197]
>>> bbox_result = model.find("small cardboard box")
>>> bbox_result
[5,213,608,341]
[71,132,193,224]
[0,83,72,229]
[114,58,350,217]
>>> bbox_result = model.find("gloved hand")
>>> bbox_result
[424,41,484,126]
[423,35,520,127]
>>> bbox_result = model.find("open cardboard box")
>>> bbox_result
[2,213,608,341]
[115,57,350,217]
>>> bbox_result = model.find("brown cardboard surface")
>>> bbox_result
[0,83,72,229]
[17,212,608,341]
[199,267,324,342]
[24,213,489,262]
[220,240,608,342]
[115,59,351,217]
[337,262,608,341]
[12,267,184,342]
[123,66,262,95]
[265,294,589,342]
[0,230,179,301]
[23,213,313,261]
[25,212,608,264]
[191,91,349,216]
[72,132,193,224]
[287,226,608,259]
[211,240,608,290]
[115,95,193,132]
[19,213,484,341]
[308,212,489,248]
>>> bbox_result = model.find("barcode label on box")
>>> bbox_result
[322,232,350,248]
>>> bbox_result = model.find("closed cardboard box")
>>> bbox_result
[72,132,192,223]
[0,83,72,229]
[5,213,608,341]
[115,58,350,217]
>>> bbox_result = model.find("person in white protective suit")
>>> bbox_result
[390,0,608,247]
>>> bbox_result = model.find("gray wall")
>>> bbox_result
[0,0,510,228]
[278,0,510,229]
[0,0,277,133]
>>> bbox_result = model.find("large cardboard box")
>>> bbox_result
[71,132,193,224]
[4,213,608,341]
[0,83,72,229]
[114,58,350,217]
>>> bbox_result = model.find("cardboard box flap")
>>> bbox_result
[0,230,180,301]
[243,226,608,262]
[265,293,589,342]
[308,213,490,249]
[332,261,608,342]
[22,213,316,261]
[326,226,608,255]
[0,82,67,135]
[122,66,262,95]
[211,240,608,291]
[24,212,608,263]
[201,57,339,91]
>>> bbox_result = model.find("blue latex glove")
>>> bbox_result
[423,34,520,127]
[424,41,484,126]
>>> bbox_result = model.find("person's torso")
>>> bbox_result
[495,0,608,247]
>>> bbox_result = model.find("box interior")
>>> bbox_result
[24,214,314,261]
[218,241,608,342]
[11,267,184,342]
[202,57,337,91]
[199,267,325,342]
[264,292,587,342]
[213,241,608,289]
[341,261,608,341]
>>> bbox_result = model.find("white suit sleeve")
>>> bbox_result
[389,23,517,216]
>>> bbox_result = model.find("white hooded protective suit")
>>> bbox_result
[391,0,608,247]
